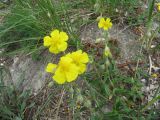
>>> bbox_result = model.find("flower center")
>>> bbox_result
[103,22,109,27]
[59,61,70,72]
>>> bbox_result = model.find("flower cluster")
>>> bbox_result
[98,17,112,31]
[43,29,68,54]
[44,29,89,84]
[46,50,89,84]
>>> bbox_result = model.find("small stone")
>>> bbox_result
[152,66,160,72]
[141,79,146,84]
[0,63,4,66]
[151,45,156,48]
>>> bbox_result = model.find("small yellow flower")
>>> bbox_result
[157,3,160,11]
[98,17,112,30]
[104,45,112,57]
[46,63,57,73]
[53,56,79,84]
[66,50,89,74]
[151,73,158,78]
[43,29,69,54]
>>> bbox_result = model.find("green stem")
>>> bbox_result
[147,0,155,27]
[153,82,160,99]
[142,96,160,111]
[146,0,155,49]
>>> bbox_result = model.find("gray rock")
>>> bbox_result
[80,23,140,63]
[3,55,49,93]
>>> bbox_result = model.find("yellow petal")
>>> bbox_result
[78,64,86,74]
[81,52,89,63]
[43,36,52,47]
[103,18,112,30]
[60,32,69,41]
[103,26,109,31]
[76,50,82,54]
[70,50,82,62]
[46,63,57,73]
[108,22,113,28]
[70,50,89,64]
[49,46,59,54]
[57,42,67,51]
[158,6,160,11]
[59,56,73,66]
[106,18,111,22]
[50,29,59,38]
[53,68,66,84]
[98,18,105,28]
[65,64,79,82]
[65,53,71,58]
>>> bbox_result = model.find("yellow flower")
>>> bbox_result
[45,63,57,73]
[66,50,89,74]
[45,50,89,84]
[104,45,112,57]
[157,3,160,11]
[98,17,112,30]
[151,73,158,78]
[43,29,69,54]
[53,56,79,84]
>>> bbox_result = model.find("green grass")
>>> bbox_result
[0,0,144,55]
[0,0,80,56]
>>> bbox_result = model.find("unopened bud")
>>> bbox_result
[69,87,74,94]
[48,81,54,87]
[105,60,110,66]
[96,15,102,21]
[147,31,151,37]
[100,64,105,70]
[77,94,84,103]
[47,12,51,18]
[84,100,92,108]
[104,45,112,58]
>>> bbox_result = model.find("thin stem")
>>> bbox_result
[147,0,155,27]
[153,82,160,99]
[145,0,155,49]
[55,87,65,119]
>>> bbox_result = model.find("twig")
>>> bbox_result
[149,55,152,75]
[55,87,65,120]
[117,61,144,68]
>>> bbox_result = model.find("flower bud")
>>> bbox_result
[105,60,110,66]
[151,73,157,78]
[147,31,151,37]
[84,99,92,108]
[47,12,51,18]
[104,45,112,58]
[48,81,54,88]
[69,87,74,94]
[77,94,84,103]
[96,15,102,21]
[100,64,105,70]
